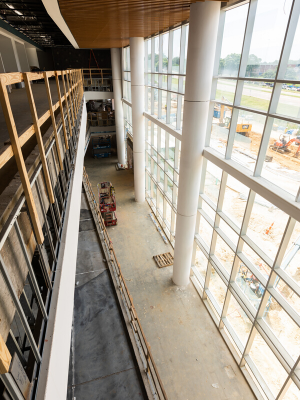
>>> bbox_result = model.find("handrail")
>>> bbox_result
[82,168,168,400]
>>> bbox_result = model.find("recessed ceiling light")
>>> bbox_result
[14,10,22,15]
[6,3,14,9]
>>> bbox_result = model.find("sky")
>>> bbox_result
[221,0,299,64]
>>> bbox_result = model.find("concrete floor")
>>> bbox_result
[67,189,147,400]
[84,148,257,400]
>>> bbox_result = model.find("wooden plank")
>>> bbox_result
[0,333,11,374]
[23,73,55,204]
[61,71,73,137]
[0,72,23,85]
[0,78,44,244]
[65,70,75,127]
[72,70,78,115]
[153,252,173,268]
[67,70,77,119]
[55,71,69,150]
[43,71,64,171]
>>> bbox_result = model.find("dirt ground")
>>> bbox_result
[246,131,300,172]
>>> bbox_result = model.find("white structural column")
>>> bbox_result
[130,37,145,202]
[173,1,221,286]
[111,48,126,165]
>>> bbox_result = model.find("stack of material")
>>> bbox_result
[92,136,112,158]
[98,182,118,226]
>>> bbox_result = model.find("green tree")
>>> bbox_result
[172,56,180,66]
[246,54,262,76]
[262,69,276,79]
[224,53,241,75]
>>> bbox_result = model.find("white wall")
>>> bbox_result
[16,41,30,72]
[0,35,19,72]
[84,92,114,101]
[25,47,39,68]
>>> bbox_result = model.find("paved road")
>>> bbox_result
[218,81,300,108]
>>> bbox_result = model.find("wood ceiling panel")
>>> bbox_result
[58,0,225,48]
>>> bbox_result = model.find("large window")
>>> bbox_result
[144,26,188,244]
[192,1,300,399]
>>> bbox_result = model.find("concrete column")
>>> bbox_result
[130,37,145,202]
[111,48,126,165]
[173,1,221,286]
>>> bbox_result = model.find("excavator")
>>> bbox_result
[269,134,300,158]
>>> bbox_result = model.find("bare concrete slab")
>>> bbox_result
[84,151,256,400]
[68,190,147,400]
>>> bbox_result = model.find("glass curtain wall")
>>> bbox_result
[192,1,300,399]
[144,25,188,245]
[123,46,133,140]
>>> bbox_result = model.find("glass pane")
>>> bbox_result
[180,96,184,130]
[218,4,248,77]
[215,79,236,104]
[249,331,288,397]
[214,234,235,274]
[147,39,151,72]
[284,14,300,81]
[172,28,181,74]
[282,381,300,400]
[147,87,151,112]
[208,266,227,311]
[219,218,239,246]
[183,25,189,74]
[240,82,271,111]
[242,240,271,278]
[203,161,222,206]
[162,75,168,90]
[263,293,300,360]
[170,93,178,128]
[157,190,163,213]
[160,130,166,157]
[227,293,252,346]
[236,258,263,310]
[194,245,208,282]
[198,215,213,249]
[153,125,157,149]
[153,88,158,117]
[162,33,169,73]
[154,36,159,72]
[171,75,179,92]
[276,83,300,118]
[232,110,266,172]
[247,194,289,261]
[161,91,167,121]
[261,118,300,197]
[169,134,175,162]
[245,0,292,79]
[222,174,249,228]
[201,199,215,223]
[167,177,173,200]
[166,201,171,226]
[153,74,158,87]
[210,106,233,155]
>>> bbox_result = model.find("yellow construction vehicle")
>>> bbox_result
[224,117,252,136]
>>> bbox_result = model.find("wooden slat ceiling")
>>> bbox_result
[58,0,226,49]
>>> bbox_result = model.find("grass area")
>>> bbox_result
[216,89,300,118]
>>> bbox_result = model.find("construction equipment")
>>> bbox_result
[98,182,117,225]
[269,134,300,157]
[224,117,252,136]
